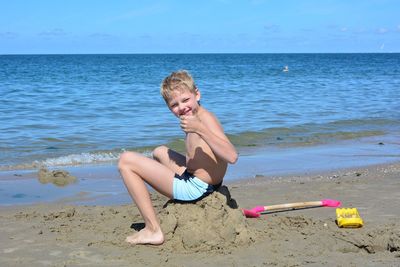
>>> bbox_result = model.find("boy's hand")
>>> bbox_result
[180,114,203,133]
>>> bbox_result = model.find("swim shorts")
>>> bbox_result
[172,170,221,201]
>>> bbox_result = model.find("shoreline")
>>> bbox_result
[1,162,399,266]
[1,134,399,206]
[1,130,398,172]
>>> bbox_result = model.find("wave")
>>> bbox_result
[0,150,150,171]
[228,118,399,147]
[1,118,398,171]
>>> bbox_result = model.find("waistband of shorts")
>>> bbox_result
[175,170,222,190]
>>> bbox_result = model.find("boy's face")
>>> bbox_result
[166,89,201,117]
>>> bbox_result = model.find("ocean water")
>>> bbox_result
[1,53,400,171]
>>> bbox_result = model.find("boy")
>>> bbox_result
[118,70,238,245]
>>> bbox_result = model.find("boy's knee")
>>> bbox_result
[152,145,168,161]
[118,151,137,170]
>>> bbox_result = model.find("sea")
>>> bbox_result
[1,53,400,205]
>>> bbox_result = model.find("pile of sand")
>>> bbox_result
[38,167,77,187]
[159,186,256,252]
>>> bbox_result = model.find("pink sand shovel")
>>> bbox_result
[242,199,341,218]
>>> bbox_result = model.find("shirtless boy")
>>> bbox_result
[118,70,238,245]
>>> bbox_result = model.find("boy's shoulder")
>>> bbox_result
[199,107,222,129]
[199,107,217,120]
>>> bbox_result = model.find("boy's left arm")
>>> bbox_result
[180,113,238,164]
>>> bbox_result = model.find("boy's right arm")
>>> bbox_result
[180,112,238,164]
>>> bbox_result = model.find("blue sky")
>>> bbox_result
[1,0,399,54]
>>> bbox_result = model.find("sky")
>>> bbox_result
[1,0,399,54]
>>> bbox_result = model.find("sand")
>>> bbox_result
[1,163,399,266]
[37,167,77,187]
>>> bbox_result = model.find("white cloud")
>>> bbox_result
[264,24,280,33]
[326,25,350,33]
[38,28,67,36]
[0,31,18,38]
[89,33,115,40]
[352,28,368,34]
[376,27,389,34]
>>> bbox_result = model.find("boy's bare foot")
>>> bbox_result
[125,227,164,245]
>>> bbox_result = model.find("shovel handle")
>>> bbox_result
[243,199,341,218]
[263,201,323,211]
[255,199,340,212]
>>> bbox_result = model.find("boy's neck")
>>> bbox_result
[195,105,205,116]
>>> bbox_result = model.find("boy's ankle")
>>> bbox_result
[145,222,161,233]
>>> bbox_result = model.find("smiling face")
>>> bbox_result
[166,89,201,117]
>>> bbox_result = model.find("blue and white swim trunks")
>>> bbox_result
[173,170,221,201]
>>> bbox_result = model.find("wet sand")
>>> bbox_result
[1,162,399,266]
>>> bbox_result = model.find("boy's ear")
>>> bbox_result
[195,88,201,102]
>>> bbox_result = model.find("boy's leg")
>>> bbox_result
[118,151,176,245]
[152,145,186,174]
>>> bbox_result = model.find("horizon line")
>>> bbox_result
[1,51,399,56]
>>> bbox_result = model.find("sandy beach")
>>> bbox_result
[1,162,399,266]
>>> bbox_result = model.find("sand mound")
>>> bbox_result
[159,186,256,252]
[387,229,400,252]
[38,167,77,187]
[334,227,400,254]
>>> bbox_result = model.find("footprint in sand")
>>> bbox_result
[49,250,62,256]
[3,247,19,253]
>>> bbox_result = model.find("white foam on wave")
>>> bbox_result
[0,150,153,171]
[38,150,154,167]
[39,152,120,167]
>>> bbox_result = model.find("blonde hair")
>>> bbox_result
[160,70,197,101]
